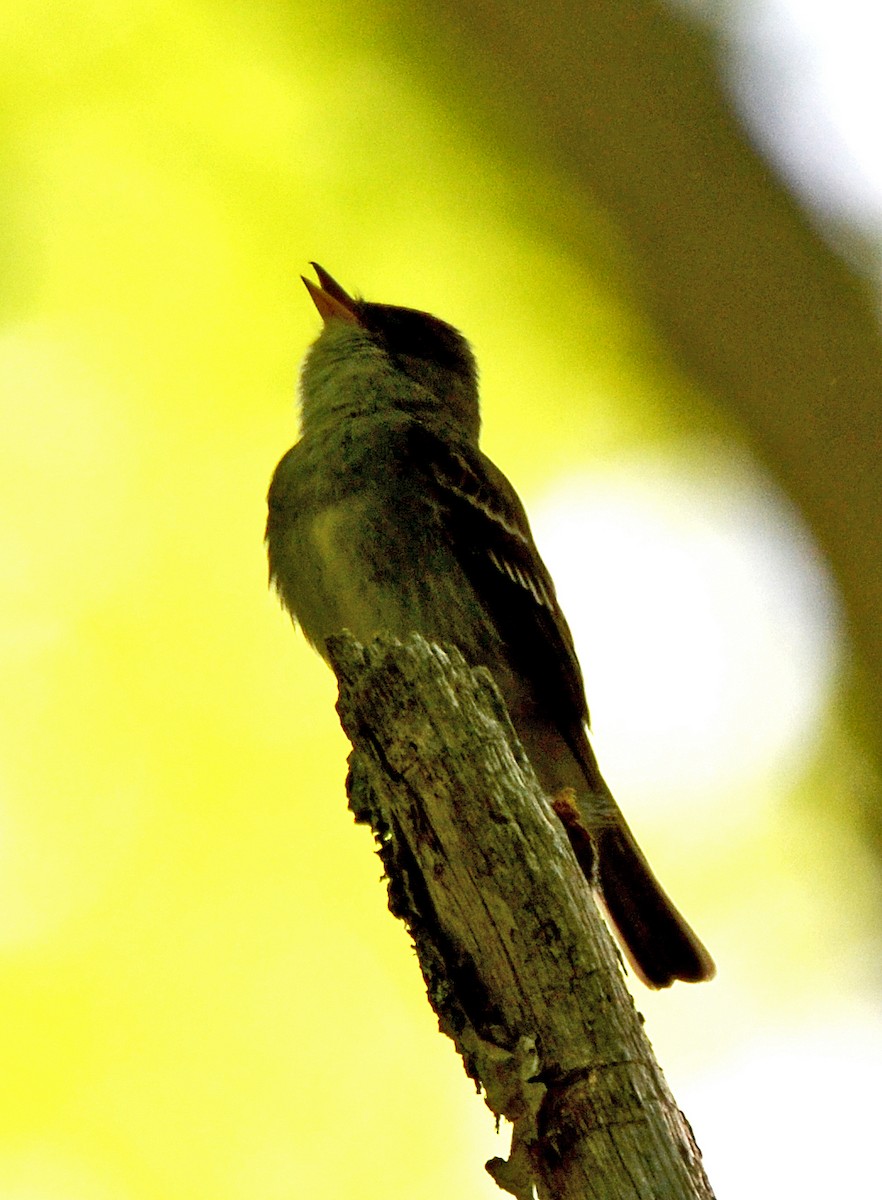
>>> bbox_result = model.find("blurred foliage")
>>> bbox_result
[380,0,882,762]
[1,1,881,1198]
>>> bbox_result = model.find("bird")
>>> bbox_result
[266,263,715,988]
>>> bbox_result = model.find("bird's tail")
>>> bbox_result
[593,822,715,989]
[551,785,714,988]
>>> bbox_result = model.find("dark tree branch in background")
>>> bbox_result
[386,0,882,829]
[328,632,715,1200]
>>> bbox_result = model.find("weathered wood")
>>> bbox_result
[328,631,714,1200]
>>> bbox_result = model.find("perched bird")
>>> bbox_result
[266,264,714,988]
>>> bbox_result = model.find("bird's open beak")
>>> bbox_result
[301,263,361,326]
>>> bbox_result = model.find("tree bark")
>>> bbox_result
[327,631,715,1200]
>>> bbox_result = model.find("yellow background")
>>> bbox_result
[2,2,880,1197]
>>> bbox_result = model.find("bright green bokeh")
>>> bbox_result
[2,2,877,1197]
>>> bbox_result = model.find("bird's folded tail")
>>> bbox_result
[552,788,714,987]
[593,823,715,989]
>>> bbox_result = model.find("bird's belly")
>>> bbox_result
[303,500,391,644]
[289,495,468,657]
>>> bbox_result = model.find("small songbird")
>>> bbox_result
[266,264,714,988]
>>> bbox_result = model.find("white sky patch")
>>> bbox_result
[531,451,842,813]
[728,1,882,221]
[682,1017,882,1199]
[676,0,882,239]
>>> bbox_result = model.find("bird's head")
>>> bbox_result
[299,263,480,442]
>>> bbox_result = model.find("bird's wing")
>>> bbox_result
[404,422,591,737]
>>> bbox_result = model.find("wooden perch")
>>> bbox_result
[327,631,715,1200]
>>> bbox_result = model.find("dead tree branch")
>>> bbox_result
[328,632,715,1200]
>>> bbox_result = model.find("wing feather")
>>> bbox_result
[404,423,591,737]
